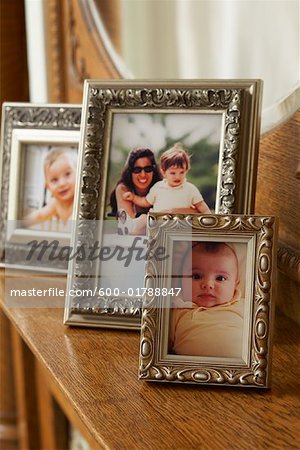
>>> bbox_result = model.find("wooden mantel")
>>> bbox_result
[0,271,299,449]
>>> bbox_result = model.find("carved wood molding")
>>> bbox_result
[68,0,90,85]
[77,0,123,77]
[278,242,300,283]
[45,0,122,102]
[45,0,66,102]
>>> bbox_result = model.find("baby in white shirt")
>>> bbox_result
[123,143,211,230]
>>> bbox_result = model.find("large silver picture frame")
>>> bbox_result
[139,213,277,388]
[0,103,81,272]
[64,80,263,329]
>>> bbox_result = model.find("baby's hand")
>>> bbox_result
[123,191,134,201]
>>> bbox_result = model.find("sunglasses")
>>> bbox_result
[131,165,154,174]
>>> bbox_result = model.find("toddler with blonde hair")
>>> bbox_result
[23,147,76,227]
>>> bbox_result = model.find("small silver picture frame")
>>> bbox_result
[139,213,277,388]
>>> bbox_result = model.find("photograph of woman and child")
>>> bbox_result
[169,240,247,360]
[107,112,223,235]
[22,144,78,232]
[105,112,246,357]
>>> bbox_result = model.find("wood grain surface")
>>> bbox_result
[256,109,300,250]
[0,310,18,449]
[256,109,300,324]
[10,327,40,449]
[0,0,29,111]
[1,271,299,450]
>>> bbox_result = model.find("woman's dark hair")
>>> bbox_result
[109,147,162,217]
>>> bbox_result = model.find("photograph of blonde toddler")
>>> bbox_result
[169,240,246,359]
[22,145,78,232]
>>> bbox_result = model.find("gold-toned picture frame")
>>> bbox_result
[0,103,81,272]
[139,213,277,388]
[64,79,263,329]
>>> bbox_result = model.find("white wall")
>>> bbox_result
[121,0,300,131]
[24,0,48,102]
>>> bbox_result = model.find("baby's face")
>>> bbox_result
[162,165,187,188]
[45,154,76,202]
[182,245,238,308]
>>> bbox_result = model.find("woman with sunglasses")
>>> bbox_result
[109,147,162,234]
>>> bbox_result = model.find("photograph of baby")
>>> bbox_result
[169,239,247,359]
[106,112,223,235]
[21,144,78,232]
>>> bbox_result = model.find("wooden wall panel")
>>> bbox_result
[256,110,300,249]
[0,3,29,447]
[0,0,29,109]
[10,327,41,449]
[256,110,300,322]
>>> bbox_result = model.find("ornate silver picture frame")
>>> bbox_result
[64,80,262,329]
[139,213,277,388]
[0,103,81,272]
